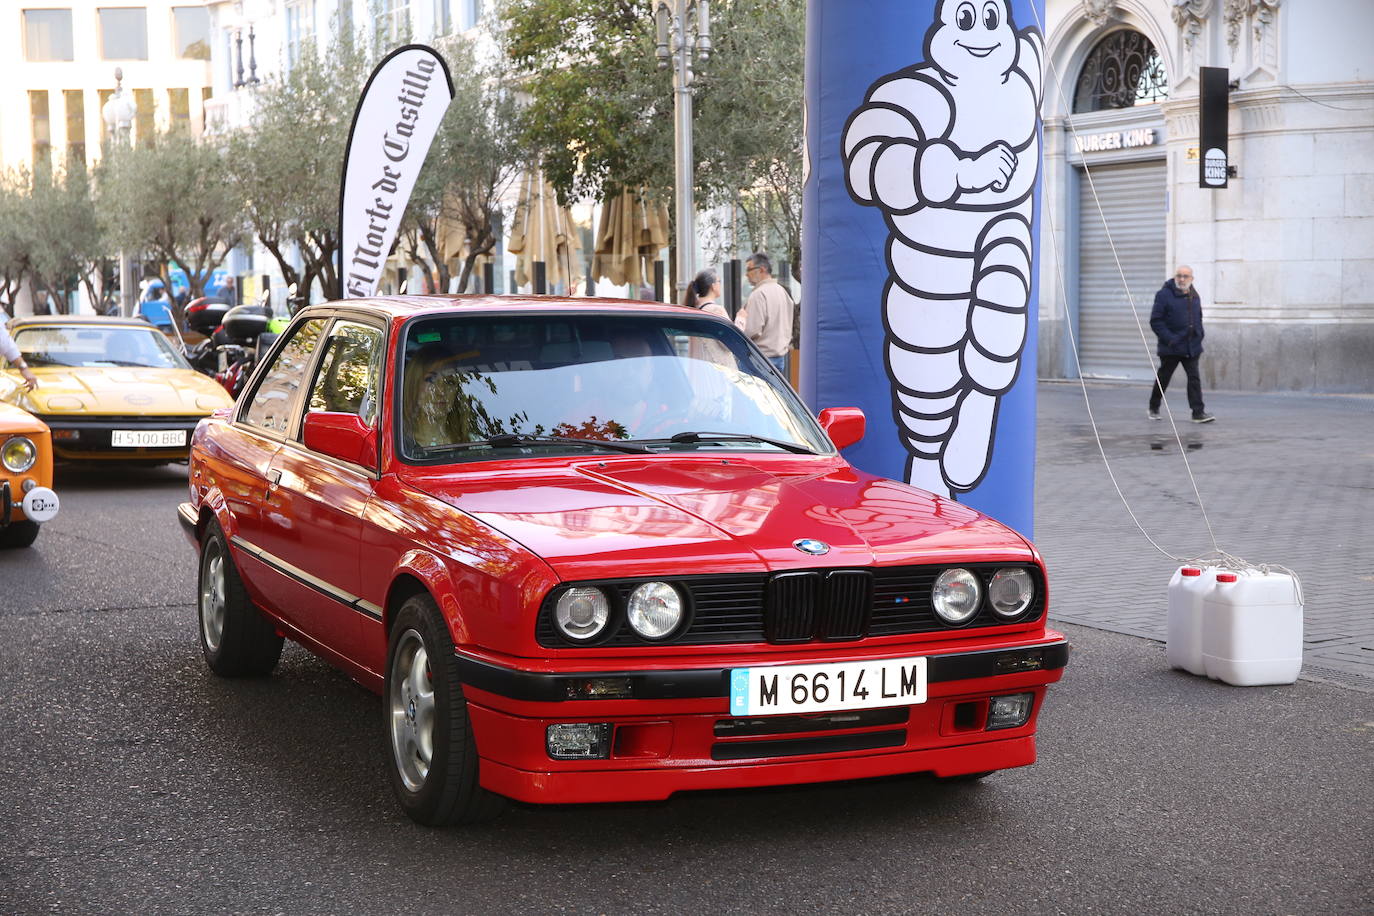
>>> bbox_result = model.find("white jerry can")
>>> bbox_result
[1201,570,1304,686]
[1166,566,1216,676]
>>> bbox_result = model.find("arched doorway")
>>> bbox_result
[1070,29,1170,379]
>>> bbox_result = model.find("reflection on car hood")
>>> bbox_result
[409,457,1033,581]
[11,367,234,416]
[0,399,48,433]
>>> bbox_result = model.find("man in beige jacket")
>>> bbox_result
[735,252,794,377]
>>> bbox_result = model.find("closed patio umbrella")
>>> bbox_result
[507,170,582,293]
[591,189,670,291]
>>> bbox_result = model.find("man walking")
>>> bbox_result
[735,252,794,377]
[1148,265,1214,423]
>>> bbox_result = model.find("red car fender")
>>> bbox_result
[388,548,469,643]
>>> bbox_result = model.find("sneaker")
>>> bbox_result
[1148,409,1161,421]
[1192,412,1216,423]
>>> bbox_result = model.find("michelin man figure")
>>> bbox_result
[842,0,1043,498]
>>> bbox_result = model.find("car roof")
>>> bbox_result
[305,294,705,322]
[8,314,158,330]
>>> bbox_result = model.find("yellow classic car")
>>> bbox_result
[0,401,60,548]
[1,315,235,462]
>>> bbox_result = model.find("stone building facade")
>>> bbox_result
[1037,0,1374,393]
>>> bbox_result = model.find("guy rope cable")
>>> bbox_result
[1026,5,1302,601]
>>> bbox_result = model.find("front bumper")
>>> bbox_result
[459,636,1069,804]
[39,415,202,461]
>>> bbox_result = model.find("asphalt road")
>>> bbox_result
[1,464,1371,915]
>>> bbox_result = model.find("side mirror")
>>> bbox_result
[302,411,377,468]
[818,407,865,450]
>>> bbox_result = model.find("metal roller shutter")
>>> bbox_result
[1075,159,1167,378]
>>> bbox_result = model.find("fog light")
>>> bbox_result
[546,723,613,759]
[986,693,1034,730]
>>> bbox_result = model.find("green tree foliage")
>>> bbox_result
[26,160,105,315]
[497,0,675,203]
[497,0,804,278]
[402,34,528,294]
[99,132,243,316]
[227,38,372,308]
[694,0,804,280]
[0,172,34,316]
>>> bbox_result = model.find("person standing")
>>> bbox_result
[735,252,794,376]
[682,269,727,319]
[1148,265,1214,423]
[1,322,39,391]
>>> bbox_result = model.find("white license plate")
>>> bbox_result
[729,656,928,717]
[111,429,187,448]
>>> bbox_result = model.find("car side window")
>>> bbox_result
[240,318,328,435]
[305,321,384,428]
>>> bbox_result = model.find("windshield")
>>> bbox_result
[400,312,831,461]
[15,325,189,370]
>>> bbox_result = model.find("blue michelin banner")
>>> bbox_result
[802,0,1045,537]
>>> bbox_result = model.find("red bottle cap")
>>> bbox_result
[1181,567,1202,577]
[1217,573,1238,583]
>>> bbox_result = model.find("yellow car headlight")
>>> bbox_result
[2,436,37,473]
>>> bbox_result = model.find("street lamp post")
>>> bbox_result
[101,68,137,318]
[654,0,711,299]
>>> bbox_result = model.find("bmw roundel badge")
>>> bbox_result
[793,538,830,556]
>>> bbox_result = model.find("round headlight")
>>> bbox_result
[554,587,611,641]
[932,568,983,624]
[627,582,684,639]
[989,568,1034,618]
[2,436,37,473]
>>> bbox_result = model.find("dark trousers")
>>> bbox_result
[1149,355,1204,415]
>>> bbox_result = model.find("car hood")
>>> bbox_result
[0,399,48,434]
[7,367,233,416]
[406,456,1033,581]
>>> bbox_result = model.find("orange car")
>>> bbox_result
[0,401,60,548]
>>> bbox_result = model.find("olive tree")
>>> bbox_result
[400,34,528,294]
[99,132,243,317]
[26,160,105,315]
[227,38,372,307]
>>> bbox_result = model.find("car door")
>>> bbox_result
[221,316,330,614]
[255,317,386,664]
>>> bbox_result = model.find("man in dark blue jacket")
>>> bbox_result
[1148,266,1214,423]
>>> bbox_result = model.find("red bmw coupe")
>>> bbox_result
[179,296,1068,825]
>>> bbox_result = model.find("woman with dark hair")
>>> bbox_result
[682,269,727,318]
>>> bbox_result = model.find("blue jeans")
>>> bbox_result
[769,355,788,375]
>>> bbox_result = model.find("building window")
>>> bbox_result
[172,6,211,59]
[24,9,75,61]
[30,91,52,168]
[64,90,87,165]
[169,88,191,135]
[434,0,451,36]
[202,86,212,131]
[134,88,155,144]
[99,7,150,60]
[286,0,316,68]
[460,0,482,30]
[1073,30,1168,113]
[376,0,410,42]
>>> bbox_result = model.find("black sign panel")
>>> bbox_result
[1199,66,1230,189]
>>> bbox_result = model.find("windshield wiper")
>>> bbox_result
[659,431,816,455]
[467,434,653,454]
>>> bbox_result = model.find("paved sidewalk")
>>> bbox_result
[1033,379,1374,692]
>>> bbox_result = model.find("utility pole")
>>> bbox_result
[101,67,137,317]
[653,1,711,299]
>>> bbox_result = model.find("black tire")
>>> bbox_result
[197,523,283,677]
[385,593,505,826]
[0,521,40,549]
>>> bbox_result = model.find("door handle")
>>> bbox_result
[266,468,282,488]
